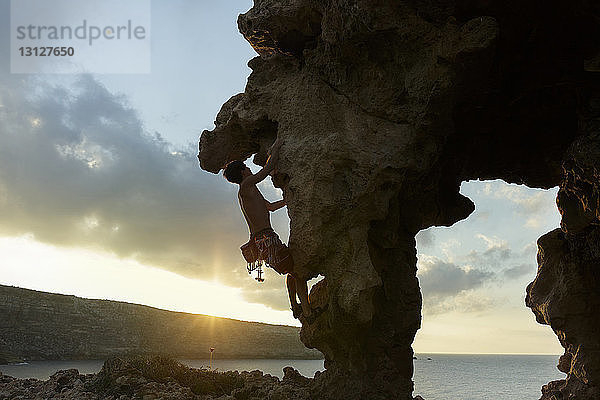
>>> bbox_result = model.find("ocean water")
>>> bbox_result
[0,354,564,399]
[412,354,563,400]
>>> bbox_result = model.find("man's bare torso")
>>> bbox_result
[238,183,271,235]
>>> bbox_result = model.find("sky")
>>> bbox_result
[0,0,563,355]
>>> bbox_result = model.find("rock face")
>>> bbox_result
[198,0,599,398]
[526,96,600,399]
[0,285,321,361]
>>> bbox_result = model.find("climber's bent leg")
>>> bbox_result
[293,273,311,317]
[287,275,302,318]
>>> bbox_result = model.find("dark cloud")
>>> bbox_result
[417,256,495,315]
[503,264,535,280]
[482,245,511,260]
[416,233,541,315]
[0,73,290,304]
[0,0,295,311]
[461,236,537,280]
[416,229,434,249]
[463,235,512,270]
[418,257,494,299]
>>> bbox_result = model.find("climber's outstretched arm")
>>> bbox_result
[265,199,286,212]
[240,138,283,188]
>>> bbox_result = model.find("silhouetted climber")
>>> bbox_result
[223,138,311,320]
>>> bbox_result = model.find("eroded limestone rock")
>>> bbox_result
[526,97,600,399]
[199,0,599,398]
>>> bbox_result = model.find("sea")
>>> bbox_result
[0,354,563,400]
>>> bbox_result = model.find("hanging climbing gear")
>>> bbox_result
[241,239,264,282]
[240,228,293,282]
[248,262,264,282]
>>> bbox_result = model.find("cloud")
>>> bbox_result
[417,255,494,314]
[416,228,435,249]
[521,242,538,258]
[473,211,490,222]
[418,256,494,298]
[481,181,556,217]
[0,0,291,313]
[418,232,539,315]
[0,73,285,304]
[424,291,495,315]
[418,256,495,315]
[243,281,292,311]
[475,233,507,250]
[503,264,535,280]
[461,234,512,270]
[0,0,289,314]
[524,216,542,229]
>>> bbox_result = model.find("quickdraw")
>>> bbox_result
[247,260,264,282]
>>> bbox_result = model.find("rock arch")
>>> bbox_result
[198,1,600,398]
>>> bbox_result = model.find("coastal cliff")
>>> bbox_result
[198,0,600,399]
[0,285,321,362]
[526,111,600,399]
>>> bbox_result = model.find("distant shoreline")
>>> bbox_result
[0,285,323,363]
[414,352,561,356]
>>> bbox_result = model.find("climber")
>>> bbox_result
[223,138,311,320]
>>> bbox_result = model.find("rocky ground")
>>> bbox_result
[0,356,314,400]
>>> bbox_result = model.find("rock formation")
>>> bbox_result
[0,285,321,362]
[526,98,600,399]
[198,0,599,398]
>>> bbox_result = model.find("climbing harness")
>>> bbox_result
[247,231,279,282]
[240,228,293,283]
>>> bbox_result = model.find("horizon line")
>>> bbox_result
[414,352,560,356]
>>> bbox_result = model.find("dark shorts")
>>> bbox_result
[250,228,294,275]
